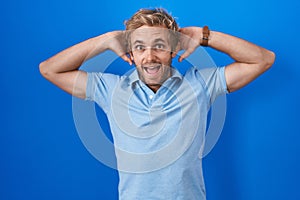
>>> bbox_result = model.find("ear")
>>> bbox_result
[129,52,134,61]
[171,51,175,58]
[127,51,136,65]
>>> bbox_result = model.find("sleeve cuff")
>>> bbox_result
[220,66,229,94]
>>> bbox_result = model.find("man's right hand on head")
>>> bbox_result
[104,31,132,65]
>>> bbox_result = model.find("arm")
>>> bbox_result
[178,27,275,92]
[39,31,131,99]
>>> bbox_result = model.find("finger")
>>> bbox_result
[179,44,198,62]
[172,43,182,58]
[178,49,193,62]
[171,52,177,58]
[171,48,179,58]
[178,27,189,35]
[178,51,189,62]
[120,54,132,65]
[178,28,185,33]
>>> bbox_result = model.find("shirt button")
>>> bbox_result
[149,95,154,99]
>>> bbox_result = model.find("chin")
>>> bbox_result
[144,81,160,87]
[144,76,165,85]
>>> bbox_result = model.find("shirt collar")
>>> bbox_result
[127,66,183,85]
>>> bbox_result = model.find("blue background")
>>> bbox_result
[1,0,299,199]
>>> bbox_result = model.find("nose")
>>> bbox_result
[144,47,155,62]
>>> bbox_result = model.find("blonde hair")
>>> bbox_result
[125,8,178,31]
[125,8,179,51]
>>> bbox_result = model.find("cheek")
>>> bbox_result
[131,53,142,64]
[160,54,172,64]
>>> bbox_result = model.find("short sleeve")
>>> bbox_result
[85,72,119,113]
[197,66,228,105]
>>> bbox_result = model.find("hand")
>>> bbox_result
[104,31,132,65]
[172,27,203,62]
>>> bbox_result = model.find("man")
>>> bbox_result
[40,8,275,200]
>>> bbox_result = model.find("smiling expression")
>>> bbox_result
[129,26,174,92]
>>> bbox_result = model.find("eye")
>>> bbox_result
[134,45,145,51]
[153,44,165,50]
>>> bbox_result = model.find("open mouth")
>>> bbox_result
[143,65,161,75]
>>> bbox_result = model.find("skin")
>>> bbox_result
[176,27,275,92]
[129,26,174,92]
[39,25,275,97]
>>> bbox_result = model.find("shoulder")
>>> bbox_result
[185,66,225,81]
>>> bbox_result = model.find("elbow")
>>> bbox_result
[263,50,276,71]
[39,60,52,79]
[39,61,47,77]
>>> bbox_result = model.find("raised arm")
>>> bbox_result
[178,27,275,93]
[39,31,131,99]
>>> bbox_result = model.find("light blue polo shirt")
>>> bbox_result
[86,66,228,200]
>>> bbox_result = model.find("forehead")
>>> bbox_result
[130,26,170,43]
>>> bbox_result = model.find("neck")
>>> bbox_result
[147,84,161,93]
[141,67,172,93]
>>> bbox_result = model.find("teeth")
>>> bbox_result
[145,65,159,68]
[144,65,160,74]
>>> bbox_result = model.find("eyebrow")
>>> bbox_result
[133,40,145,45]
[153,38,167,43]
[133,38,167,45]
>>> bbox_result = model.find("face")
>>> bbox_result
[129,26,173,91]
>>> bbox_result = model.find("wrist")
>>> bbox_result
[200,26,210,47]
[100,33,112,51]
